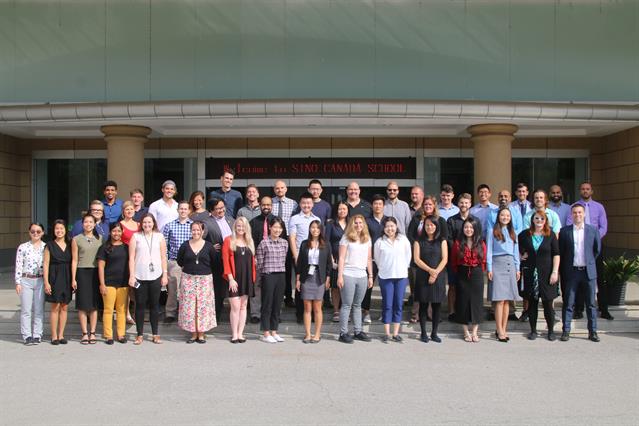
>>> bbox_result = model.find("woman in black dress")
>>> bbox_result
[413,215,448,343]
[325,201,349,323]
[43,220,72,345]
[518,210,560,341]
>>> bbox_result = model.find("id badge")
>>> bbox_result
[149,263,155,272]
[308,265,316,275]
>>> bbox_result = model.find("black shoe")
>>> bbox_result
[392,335,403,343]
[601,311,614,320]
[117,337,127,344]
[588,332,600,342]
[51,339,60,346]
[519,311,529,322]
[381,335,390,344]
[353,332,371,342]
[430,334,442,343]
[105,339,114,345]
[547,332,557,342]
[24,337,34,346]
[186,338,196,344]
[163,316,176,324]
[284,299,296,308]
[238,338,246,343]
[573,312,584,320]
[59,338,68,345]
[196,338,206,344]
[250,316,260,324]
[230,339,239,344]
[560,331,570,342]
[338,333,353,344]
[527,331,537,341]
[32,337,41,345]
[420,334,429,343]
[448,313,456,322]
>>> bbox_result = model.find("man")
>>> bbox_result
[438,184,459,221]
[486,190,524,236]
[102,180,123,224]
[567,182,611,320]
[510,182,532,225]
[365,194,388,324]
[307,179,332,224]
[548,184,571,227]
[446,193,479,321]
[559,204,601,342]
[162,201,193,323]
[249,196,280,323]
[209,169,243,218]
[383,181,412,234]
[237,184,261,221]
[288,192,321,323]
[346,181,372,218]
[470,184,497,238]
[272,180,298,307]
[148,180,179,232]
[202,198,234,320]
[130,188,148,222]
[71,200,110,238]
[409,185,425,214]
[523,189,561,235]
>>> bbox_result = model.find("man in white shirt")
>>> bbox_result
[383,181,412,234]
[437,184,459,221]
[470,184,497,238]
[148,180,179,232]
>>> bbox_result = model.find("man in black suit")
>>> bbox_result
[558,204,601,342]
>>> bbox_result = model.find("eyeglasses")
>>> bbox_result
[533,217,546,221]
[30,230,42,235]
[90,209,103,213]
[387,189,399,192]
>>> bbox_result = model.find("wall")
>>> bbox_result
[0,134,31,266]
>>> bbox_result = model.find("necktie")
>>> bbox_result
[520,202,526,220]
[276,199,282,218]
[584,202,591,225]
[263,217,268,240]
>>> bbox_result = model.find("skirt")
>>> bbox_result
[488,255,522,302]
[301,272,324,301]
[455,265,484,325]
[75,268,99,311]
[178,272,217,333]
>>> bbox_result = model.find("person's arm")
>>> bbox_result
[366,243,374,289]
[450,241,459,274]
[598,204,608,239]
[295,245,304,292]
[324,246,332,288]
[288,217,298,262]
[255,240,265,273]
[435,240,448,274]
[70,239,79,291]
[97,257,107,296]
[337,243,347,289]
[486,231,494,281]
[43,247,52,295]
[222,237,233,281]
[14,245,24,295]
[413,241,431,274]
[162,225,171,257]
[176,241,186,268]
[513,237,521,281]
[128,235,137,287]
[159,235,168,286]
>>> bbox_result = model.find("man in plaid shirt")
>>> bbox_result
[162,201,193,323]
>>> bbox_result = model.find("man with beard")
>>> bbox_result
[548,184,571,227]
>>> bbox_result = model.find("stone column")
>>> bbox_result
[101,125,151,200]
[467,123,518,203]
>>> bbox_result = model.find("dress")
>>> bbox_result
[73,234,102,311]
[45,240,72,304]
[229,248,253,298]
[415,239,446,303]
[452,241,486,325]
[177,240,217,333]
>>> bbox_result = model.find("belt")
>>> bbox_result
[573,266,586,271]
[23,274,43,278]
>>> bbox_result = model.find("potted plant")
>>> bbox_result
[602,255,639,306]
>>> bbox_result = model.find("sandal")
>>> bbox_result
[409,315,418,324]
[152,336,163,344]
[126,317,135,325]
[472,334,480,343]
[80,333,89,345]
[88,332,97,345]
[463,333,472,343]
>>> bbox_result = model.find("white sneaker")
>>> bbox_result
[272,334,285,342]
[363,313,372,324]
[260,335,277,343]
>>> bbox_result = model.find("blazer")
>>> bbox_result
[202,214,234,246]
[295,240,332,284]
[558,224,601,282]
[221,236,257,283]
[518,231,559,288]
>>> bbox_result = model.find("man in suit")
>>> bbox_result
[559,204,601,342]
[202,198,234,320]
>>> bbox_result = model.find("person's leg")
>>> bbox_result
[165,260,181,320]
[331,288,341,317]
[271,273,286,332]
[213,272,226,322]
[32,278,45,340]
[78,310,88,339]
[260,274,274,334]
[148,278,162,336]
[284,252,294,305]
[50,303,60,340]
[229,296,240,340]
[59,304,68,340]
[501,301,510,337]
[447,266,456,318]
[19,279,34,341]
[238,295,248,339]
[102,286,116,339]
[527,296,539,334]
[418,302,428,339]
[562,278,577,333]
[351,276,367,334]
[134,282,149,336]
[431,303,441,338]
[127,288,135,322]
[312,300,323,339]
[542,299,555,337]
[339,276,356,335]
[114,287,128,339]
[585,278,598,334]
[250,276,261,320]
[303,300,313,339]
[88,309,98,335]
[378,278,393,329]
[392,278,409,334]
[494,301,504,337]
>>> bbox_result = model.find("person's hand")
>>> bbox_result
[550,271,559,285]
[214,243,221,252]
[128,277,136,288]
[325,280,330,289]
[99,285,107,296]
[72,280,78,291]
[516,271,521,281]
[521,252,528,261]
[337,277,344,289]
[15,284,22,295]
[161,275,168,287]
[428,275,436,285]
[44,283,52,295]
[487,271,493,281]
[229,278,238,293]
[367,277,374,289]
[295,279,301,292]
[332,261,338,270]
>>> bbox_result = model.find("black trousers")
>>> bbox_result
[213,271,227,321]
[285,251,294,302]
[261,273,286,331]
[134,277,161,336]
[361,263,378,311]
[419,302,441,337]
[527,296,555,333]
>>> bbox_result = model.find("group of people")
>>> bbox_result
[15,170,609,346]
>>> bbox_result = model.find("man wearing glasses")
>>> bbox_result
[70,200,110,238]
[383,181,412,234]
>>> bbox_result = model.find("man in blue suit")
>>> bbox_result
[559,204,601,342]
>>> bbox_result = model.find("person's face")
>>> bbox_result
[516,187,529,201]
[213,202,226,218]
[83,217,96,232]
[162,185,176,199]
[309,223,321,238]
[411,188,424,205]
[191,224,203,240]
[550,186,563,203]
[337,204,348,219]
[347,183,360,201]
[273,181,287,198]
[141,217,154,232]
[372,200,384,215]
[104,186,117,201]
[423,199,435,215]
[29,225,44,241]
[53,223,66,239]
[572,207,585,225]
[193,195,204,210]
[123,205,134,219]
[260,198,272,216]
[89,205,103,222]
[386,184,399,200]
[234,220,246,236]
[221,172,234,190]
[383,221,397,238]
[533,192,546,208]
[498,191,511,207]
[498,209,511,226]
[300,198,313,214]
[270,222,283,238]
[110,226,122,242]
[463,222,474,238]
[440,191,453,206]
[425,219,436,237]
[246,187,259,203]
[533,214,546,230]
[308,183,322,200]
[131,192,144,207]
[580,183,593,200]
[458,198,471,212]
[353,217,364,233]
[478,188,491,203]
[178,203,190,219]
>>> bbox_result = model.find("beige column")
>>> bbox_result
[467,123,518,203]
[101,125,151,199]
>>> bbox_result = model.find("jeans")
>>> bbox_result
[19,277,44,340]
[339,274,368,335]
[379,277,408,324]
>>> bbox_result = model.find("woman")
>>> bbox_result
[97,222,130,344]
[337,214,373,344]
[128,213,168,345]
[451,217,486,343]
[255,216,289,343]
[15,223,46,345]
[177,221,217,343]
[43,220,72,345]
[374,217,411,343]
[518,210,560,341]
[222,217,256,343]
[325,201,349,323]
[296,220,332,343]
[414,216,448,343]
[119,200,139,325]
[189,190,209,222]
[71,214,102,344]
[487,207,521,343]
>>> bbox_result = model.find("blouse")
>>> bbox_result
[373,235,411,279]
[255,238,288,274]
[73,234,103,268]
[486,227,520,272]
[339,236,371,278]
[14,241,45,281]
[451,240,487,272]
[96,244,130,287]
[133,232,164,280]
[177,240,216,275]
